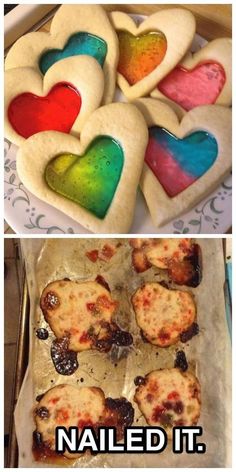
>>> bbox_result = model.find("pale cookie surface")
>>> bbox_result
[109,9,195,100]
[40,280,117,352]
[134,98,231,228]
[131,282,196,347]
[151,38,232,116]
[35,384,105,459]
[16,103,148,234]
[134,369,201,435]
[5,4,118,104]
[4,56,104,147]
[130,238,192,268]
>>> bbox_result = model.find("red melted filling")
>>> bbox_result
[158,62,226,111]
[8,82,81,138]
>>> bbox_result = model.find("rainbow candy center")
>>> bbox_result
[45,136,124,218]
[145,126,218,197]
[117,30,167,85]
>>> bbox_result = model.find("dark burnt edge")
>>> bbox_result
[134,376,146,386]
[95,274,111,292]
[140,329,149,343]
[184,243,202,287]
[180,322,199,343]
[105,397,135,430]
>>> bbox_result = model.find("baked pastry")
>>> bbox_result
[131,282,196,347]
[134,368,201,435]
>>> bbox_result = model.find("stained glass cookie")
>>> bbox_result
[151,38,232,116]
[5,4,118,104]
[5,56,104,147]
[134,98,231,228]
[16,103,148,233]
[109,9,196,100]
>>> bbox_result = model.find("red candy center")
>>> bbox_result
[8,82,81,139]
[158,62,226,111]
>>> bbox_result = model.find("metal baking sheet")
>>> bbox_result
[14,238,231,467]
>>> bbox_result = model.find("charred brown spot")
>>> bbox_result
[173,401,184,414]
[158,280,169,289]
[134,376,146,386]
[95,275,111,292]
[146,393,154,403]
[167,244,202,287]
[158,329,170,342]
[36,328,49,340]
[35,406,50,419]
[36,393,45,402]
[91,322,133,352]
[140,329,149,343]
[51,336,78,375]
[180,322,199,343]
[111,328,133,347]
[174,350,188,372]
[42,291,60,310]
[32,430,64,462]
[104,397,134,440]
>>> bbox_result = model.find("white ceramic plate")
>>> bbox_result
[4,18,232,234]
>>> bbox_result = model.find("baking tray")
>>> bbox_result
[7,272,30,468]
[12,240,230,467]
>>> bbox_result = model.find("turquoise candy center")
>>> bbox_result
[39,32,107,75]
[45,136,124,219]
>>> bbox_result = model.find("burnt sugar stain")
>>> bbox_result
[32,430,64,461]
[51,336,78,375]
[111,328,133,347]
[174,350,188,372]
[93,321,133,352]
[185,244,202,287]
[167,243,202,287]
[105,397,134,439]
[35,406,50,419]
[36,328,49,340]
[134,375,146,386]
[180,322,199,343]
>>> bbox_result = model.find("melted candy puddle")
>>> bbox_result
[117,30,167,85]
[39,32,107,75]
[45,136,124,219]
[145,126,218,197]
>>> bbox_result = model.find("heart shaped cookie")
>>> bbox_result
[134,98,231,228]
[151,38,232,116]
[16,103,148,233]
[146,127,218,197]
[4,56,104,147]
[5,4,118,104]
[45,136,124,218]
[109,9,196,100]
